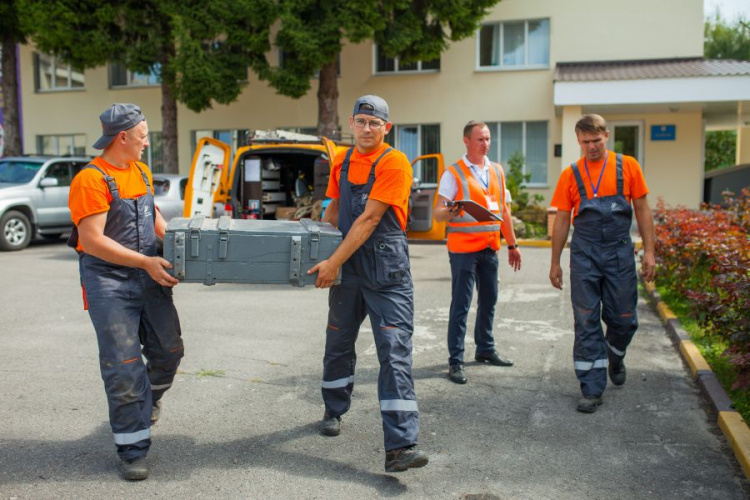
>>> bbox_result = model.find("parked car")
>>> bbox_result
[153,173,188,223]
[0,155,92,251]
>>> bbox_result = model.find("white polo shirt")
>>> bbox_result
[438,154,511,204]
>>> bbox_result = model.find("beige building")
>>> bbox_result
[16,0,750,208]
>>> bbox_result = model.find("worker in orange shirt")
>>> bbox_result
[549,114,655,413]
[433,121,521,385]
[68,103,183,480]
[308,95,428,473]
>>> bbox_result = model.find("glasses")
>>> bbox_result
[353,118,385,130]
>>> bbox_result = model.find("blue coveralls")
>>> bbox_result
[569,154,638,397]
[73,165,184,462]
[321,147,420,452]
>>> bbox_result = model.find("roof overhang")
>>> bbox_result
[554,75,750,107]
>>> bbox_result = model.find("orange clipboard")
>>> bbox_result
[446,200,503,222]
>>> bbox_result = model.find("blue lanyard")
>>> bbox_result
[583,152,608,198]
[471,163,489,190]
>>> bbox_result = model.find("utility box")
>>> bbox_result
[163,215,342,286]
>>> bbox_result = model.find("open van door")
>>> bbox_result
[183,137,231,217]
[407,153,446,241]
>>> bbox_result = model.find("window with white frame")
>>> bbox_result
[34,53,84,91]
[478,19,550,69]
[109,62,161,87]
[385,124,441,184]
[36,134,87,156]
[375,46,440,74]
[486,121,548,185]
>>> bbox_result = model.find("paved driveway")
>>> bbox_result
[0,239,747,499]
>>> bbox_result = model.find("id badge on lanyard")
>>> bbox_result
[486,194,499,212]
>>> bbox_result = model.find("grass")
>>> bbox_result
[196,368,226,378]
[654,284,750,423]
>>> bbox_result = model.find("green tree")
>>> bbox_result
[265,0,501,138]
[704,15,750,60]
[18,0,277,173]
[0,0,26,157]
[705,130,737,171]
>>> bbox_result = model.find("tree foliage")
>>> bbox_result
[266,1,502,134]
[704,15,750,60]
[705,130,737,171]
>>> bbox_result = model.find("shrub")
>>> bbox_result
[654,189,750,389]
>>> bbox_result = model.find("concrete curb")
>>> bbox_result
[642,280,750,479]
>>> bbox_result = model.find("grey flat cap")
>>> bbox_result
[93,103,146,150]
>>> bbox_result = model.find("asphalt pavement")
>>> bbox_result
[1,237,748,499]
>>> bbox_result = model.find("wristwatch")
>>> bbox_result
[507,244,518,250]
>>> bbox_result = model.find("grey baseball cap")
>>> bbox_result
[352,95,389,121]
[93,103,146,150]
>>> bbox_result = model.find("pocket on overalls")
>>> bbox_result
[616,239,636,275]
[374,238,410,286]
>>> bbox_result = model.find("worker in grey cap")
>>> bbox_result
[309,94,428,472]
[68,103,183,481]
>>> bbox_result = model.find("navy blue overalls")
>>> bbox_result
[72,164,184,462]
[321,147,420,451]
[569,154,638,397]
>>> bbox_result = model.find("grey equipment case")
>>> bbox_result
[163,215,342,286]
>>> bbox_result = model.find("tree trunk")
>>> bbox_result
[1,36,22,157]
[316,61,339,140]
[160,42,179,174]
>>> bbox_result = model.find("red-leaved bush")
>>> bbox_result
[654,188,750,389]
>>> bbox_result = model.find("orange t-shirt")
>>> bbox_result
[326,143,413,230]
[69,156,154,252]
[551,151,649,218]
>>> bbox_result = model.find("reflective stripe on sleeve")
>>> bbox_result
[322,376,355,389]
[380,399,418,412]
[574,359,608,371]
[113,428,151,445]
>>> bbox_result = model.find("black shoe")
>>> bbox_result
[609,361,627,386]
[475,350,514,367]
[150,400,161,424]
[448,364,467,384]
[320,413,341,436]
[576,395,603,413]
[121,457,149,481]
[385,446,429,473]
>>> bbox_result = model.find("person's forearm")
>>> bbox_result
[634,199,655,254]
[326,213,380,268]
[500,204,516,245]
[550,213,571,265]
[323,199,339,227]
[82,233,150,269]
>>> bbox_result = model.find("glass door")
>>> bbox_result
[607,121,644,167]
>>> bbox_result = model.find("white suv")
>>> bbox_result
[0,156,92,251]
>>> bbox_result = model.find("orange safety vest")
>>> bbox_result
[446,159,506,253]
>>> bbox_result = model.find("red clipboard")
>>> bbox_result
[447,200,503,222]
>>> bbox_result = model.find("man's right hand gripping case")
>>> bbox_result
[163,215,342,286]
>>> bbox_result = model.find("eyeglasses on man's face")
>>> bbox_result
[353,117,385,130]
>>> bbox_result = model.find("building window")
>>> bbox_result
[478,19,550,69]
[34,53,84,91]
[192,129,251,158]
[143,132,164,173]
[36,134,87,156]
[374,46,440,74]
[109,62,161,87]
[487,121,548,185]
[385,124,441,184]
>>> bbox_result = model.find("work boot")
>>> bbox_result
[150,400,162,424]
[475,350,514,367]
[320,413,341,436]
[576,395,603,413]
[609,361,627,386]
[448,364,467,384]
[121,457,149,481]
[385,446,429,473]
